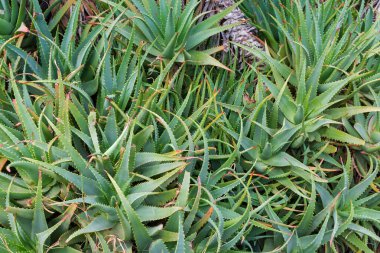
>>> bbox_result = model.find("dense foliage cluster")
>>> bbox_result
[0,0,379,252]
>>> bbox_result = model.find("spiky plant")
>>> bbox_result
[1,0,126,97]
[0,0,380,252]
[240,0,380,83]
[104,0,243,70]
[0,58,268,252]
[0,0,26,38]
[167,59,380,251]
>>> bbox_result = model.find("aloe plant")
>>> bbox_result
[342,89,380,153]
[0,0,379,252]
[103,0,243,70]
[0,64,263,251]
[235,0,380,153]
[293,152,380,252]
[1,0,123,96]
[240,0,380,85]
[0,0,26,37]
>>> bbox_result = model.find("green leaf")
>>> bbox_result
[321,127,365,146]
[32,172,48,239]
[65,216,115,243]
[108,173,153,251]
[187,50,230,71]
